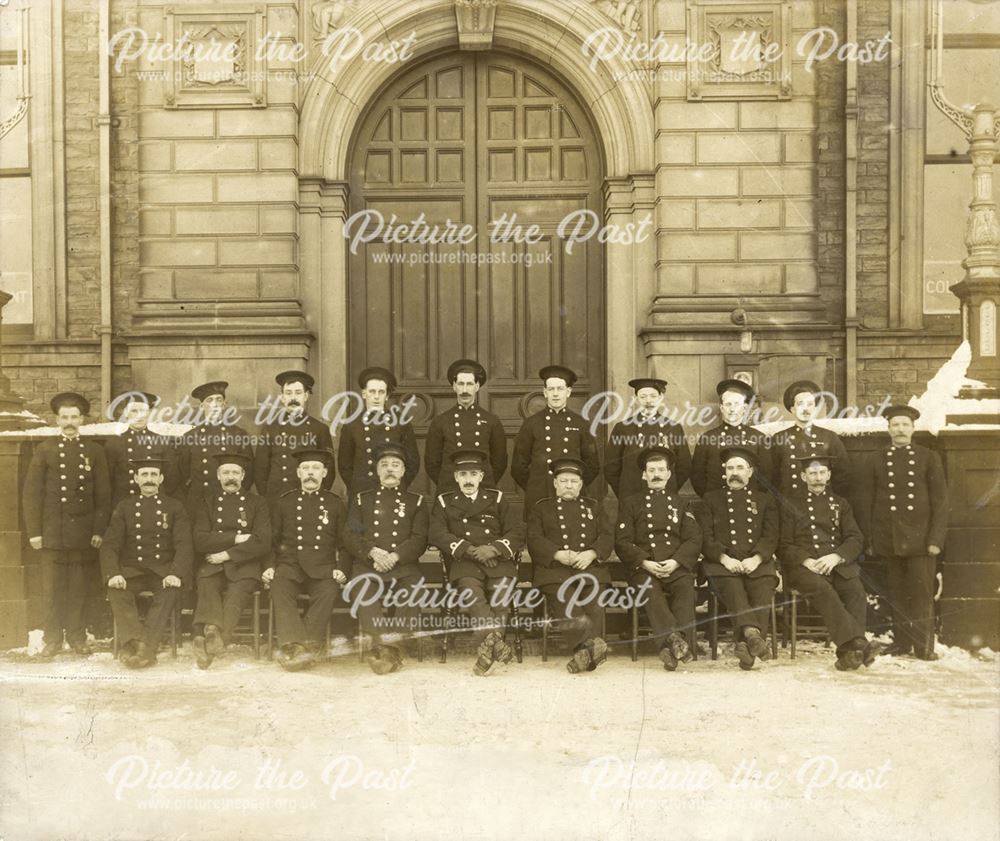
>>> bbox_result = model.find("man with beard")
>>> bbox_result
[343,444,429,674]
[779,454,877,671]
[698,446,779,670]
[605,377,691,499]
[512,365,601,518]
[265,448,347,671]
[527,457,614,674]
[691,379,774,498]
[24,392,111,658]
[177,380,254,514]
[424,359,508,494]
[856,405,947,660]
[104,391,180,507]
[338,367,420,498]
[430,450,524,676]
[255,370,335,504]
[771,380,851,499]
[615,446,702,670]
[191,452,271,669]
[100,457,193,669]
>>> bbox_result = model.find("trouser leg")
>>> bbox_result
[107,585,143,646]
[41,550,65,646]
[303,577,341,645]
[789,568,865,648]
[665,575,696,640]
[271,576,307,648]
[455,574,494,645]
[742,575,777,636]
[193,574,225,632]
[906,556,937,655]
[221,579,259,643]
[141,580,180,650]
[631,572,676,648]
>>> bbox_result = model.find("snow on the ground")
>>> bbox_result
[0,420,193,438]
[1,639,997,841]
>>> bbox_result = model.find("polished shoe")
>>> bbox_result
[135,642,156,668]
[734,641,755,671]
[862,640,881,667]
[880,641,913,657]
[276,643,314,672]
[585,637,608,671]
[474,631,499,676]
[192,635,213,670]
[38,641,63,659]
[69,641,93,657]
[493,633,515,666]
[566,645,592,674]
[368,644,403,675]
[745,628,769,661]
[204,624,225,656]
[668,632,693,664]
[913,649,939,661]
[118,641,143,669]
[835,649,864,671]
[658,645,678,672]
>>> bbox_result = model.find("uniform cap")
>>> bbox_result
[719,445,757,467]
[638,446,674,471]
[275,370,314,391]
[211,451,251,470]
[716,379,755,402]
[450,449,488,470]
[192,381,229,401]
[628,378,667,393]
[447,359,487,385]
[783,380,822,411]
[292,448,333,467]
[881,405,920,422]
[538,365,577,387]
[49,392,90,415]
[549,457,586,477]
[358,366,397,393]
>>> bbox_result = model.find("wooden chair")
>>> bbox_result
[784,588,832,658]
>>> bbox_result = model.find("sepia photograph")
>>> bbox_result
[0,0,998,838]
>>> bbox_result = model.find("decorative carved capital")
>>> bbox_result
[455,0,498,51]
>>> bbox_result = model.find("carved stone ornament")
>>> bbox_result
[455,0,498,51]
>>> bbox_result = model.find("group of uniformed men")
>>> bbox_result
[24,359,948,676]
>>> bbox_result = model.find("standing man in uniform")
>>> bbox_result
[527,458,614,674]
[698,446,779,670]
[337,367,420,498]
[512,365,601,518]
[104,391,180,507]
[177,380,254,514]
[691,379,774,498]
[605,377,691,499]
[265,448,347,671]
[856,406,947,660]
[424,359,508,494]
[24,392,111,658]
[100,457,193,669]
[430,450,523,676]
[191,452,271,669]
[255,370,335,504]
[771,380,851,500]
[343,443,429,674]
[779,454,877,670]
[615,446,702,670]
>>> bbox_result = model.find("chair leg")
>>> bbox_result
[541,598,549,662]
[357,618,366,663]
[267,592,274,660]
[790,592,797,659]
[112,615,118,658]
[440,599,452,664]
[513,601,523,664]
[769,595,779,660]
[631,607,639,662]
[252,592,261,660]
[709,589,719,661]
[170,606,178,658]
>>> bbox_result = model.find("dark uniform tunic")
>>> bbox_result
[177,421,255,513]
[527,494,614,650]
[254,414,334,503]
[100,493,194,651]
[779,490,867,648]
[104,427,181,507]
[337,412,420,498]
[342,485,428,643]
[511,407,601,516]
[615,490,702,645]
[23,434,111,646]
[269,488,348,648]
[856,443,948,655]
[424,404,508,493]
[192,489,271,641]
[691,423,774,497]
[604,413,692,498]
[770,423,851,500]
[699,486,779,636]
[430,488,525,645]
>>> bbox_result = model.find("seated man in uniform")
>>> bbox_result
[615,446,702,671]
[527,457,614,674]
[779,454,877,670]
[430,449,524,676]
[265,448,348,672]
[342,444,429,675]
[191,452,272,669]
[698,446,779,670]
[100,457,193,669]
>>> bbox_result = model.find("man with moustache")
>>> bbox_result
[856,406,947,660]
[337,367,420,498]
[177,380,255,515]
[424,359,508,494]
[191,452,271,669]
[771,380,851,500]
[605,377,691,499]
[691,379,774,498]
[24,392,111,658]
[254,370,335,504]
[512,365,601,517]
[779,454,876,671]
[104,391,180,507]
[265,449,348,671]
[100,457,193,669]
[430,450,524,676]
[615,446,702,670]
[343,444,429,674]
[527,458,614,674]
[698,446,779,670]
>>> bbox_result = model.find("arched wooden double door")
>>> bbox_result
[348,50,605,494]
